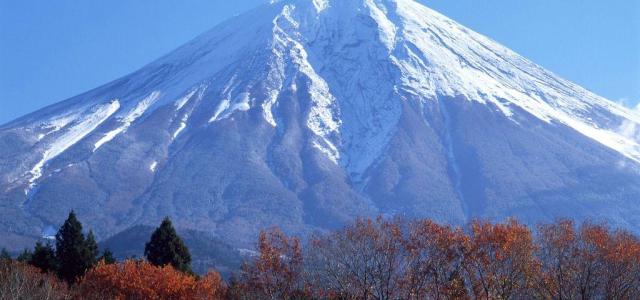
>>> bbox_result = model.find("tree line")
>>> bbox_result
[1,214,639,299]
[0,211,214,299]
[3,211,194,283]
[232,217,640,299]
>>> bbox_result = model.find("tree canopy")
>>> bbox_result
[144,217,192,273]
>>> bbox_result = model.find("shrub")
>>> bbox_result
[77,260,225,299]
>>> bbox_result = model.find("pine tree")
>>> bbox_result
[55,210,96,283]
[16,248,32,262]
[0,248,12,260]
[30,242,58,273]
[99,249,116,264]
[84,230,100,267]
[144,217,192,273]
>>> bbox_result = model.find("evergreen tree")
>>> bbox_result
[30,242,57,273]
[55,211,95,283]
[0,248,12,260]
[16,248,32,262]
[99,249,116,264]
[84,230,100,267]
[144,217,192,273]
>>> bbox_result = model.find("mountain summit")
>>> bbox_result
[2,0,639,249]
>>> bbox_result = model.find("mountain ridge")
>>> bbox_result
[1,0,639,250]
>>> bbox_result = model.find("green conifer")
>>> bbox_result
[99,249,116,264]
[55,211,95,283]
[144,217,192,273]
[0,248,11,261]
[16,249,32,262]
[84,230,99,267]
[30,242,57,273]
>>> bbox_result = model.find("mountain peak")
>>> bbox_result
[1,0,639,250]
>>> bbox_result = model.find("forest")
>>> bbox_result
[1,213,639,299]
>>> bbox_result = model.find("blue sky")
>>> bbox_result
[1,0,638,124]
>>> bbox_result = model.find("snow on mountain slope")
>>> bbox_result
[94,92,159,151]
[390,0,640,162]
[12,0,638,179]
[27,101,121,190]
[1,0,639,249]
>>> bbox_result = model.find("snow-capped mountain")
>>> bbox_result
[2,0,639,249]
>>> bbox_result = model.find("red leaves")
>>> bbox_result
[464,219,538,299]
[2,218,638,299]
[536,220,640,299]
[239,218,639,299]
[77,260,226,299]
[231,228,306,299]
[403,220,468,299]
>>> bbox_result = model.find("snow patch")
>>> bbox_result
[172,85,208,140]
[312,0,329,13]
[614,103,640,161]
[149,161,158,172]
[36,113,80,141]
[312,139,340,164]
[175,89,197,110]
[208,92,252,123]
[28,100,121,189]
[173,117,188,139]
[271,4,341,163]
[210,99,231,123]
[94,91,160,151]
[262,90,281,127]
[365,0,397,51]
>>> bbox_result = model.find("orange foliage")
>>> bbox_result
[5,217,636,299]
[231,228,306,299]
[77,260,225,300]
[602,230,640,298]
[464,219,539,299]
[536,220,640,299]
[402,220,468,299]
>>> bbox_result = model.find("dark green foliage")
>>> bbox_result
[55,211,97,283]
[0,248,10,260]
[99,249,116,264]
[84,231,99,267]
[16,249,32,262]
[100,225,242,275]
[30,242,57,273]
[144,217,192,273]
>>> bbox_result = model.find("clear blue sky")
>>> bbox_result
[1,0,639,124]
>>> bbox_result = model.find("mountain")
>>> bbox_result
[99,225,243,276]
[1,0,639,250]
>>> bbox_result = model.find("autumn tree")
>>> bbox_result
[463,219,539,299]
[600,229,640,298]
[574,222,611,298]
[535,219,579,299]
[145,217,192,273]
[401,220,468,299]
[306,217,407,300]
[232,228,306,299]
[536,220,640,299]
[77,260,225,299]
[0,259,70,299]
